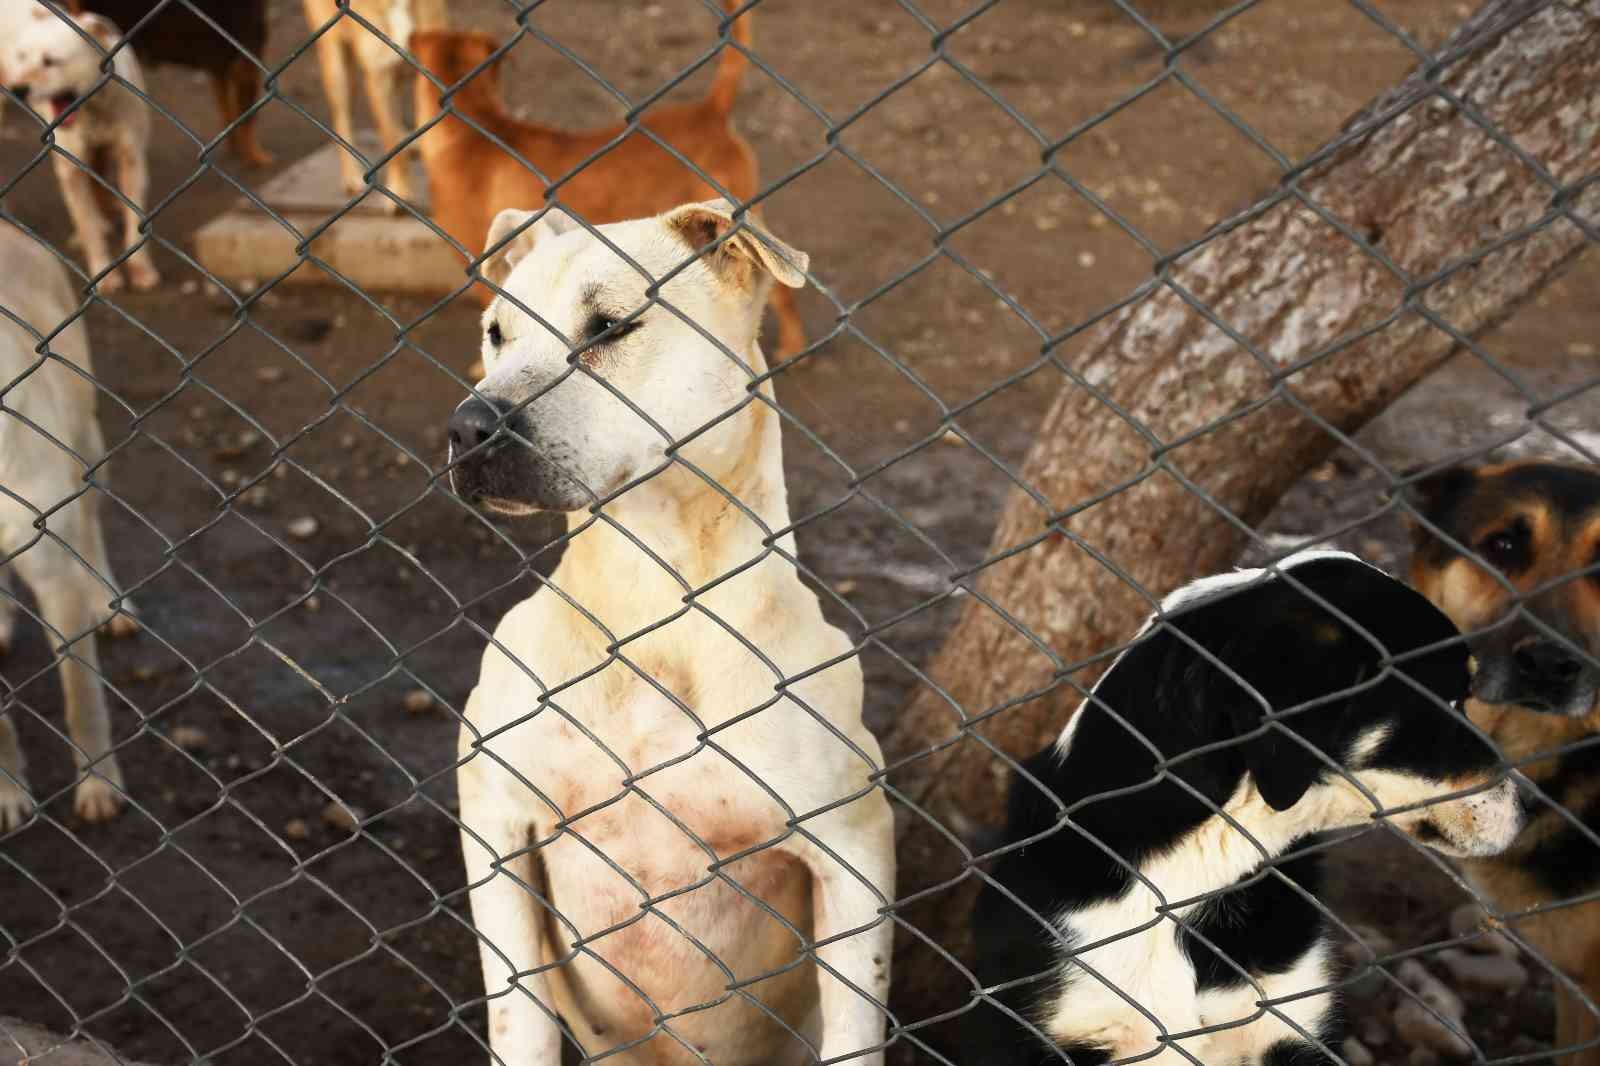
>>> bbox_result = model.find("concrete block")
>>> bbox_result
[192,132,469,295]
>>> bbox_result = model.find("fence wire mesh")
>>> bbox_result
[0,0,1595,1064]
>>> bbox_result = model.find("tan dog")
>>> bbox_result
[1408,460,1600,1065]
[446,200,892,1064]
[0,223,137,830]
[5,7,160,291]
[301,0,446,210]
[410,4,806,358]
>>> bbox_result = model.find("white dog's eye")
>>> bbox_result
[584,314,639,343]
[41,56,55,68]
[486,321,503,348]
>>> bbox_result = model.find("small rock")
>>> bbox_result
[169,725,208,752]
[1344,924,1396,960]
[303,595,322,613]
[1342,1037,1375,1066]
[1449,903,1519,957]
[286,516,319,541]
[833,578,858,595]
[1436,948,1528,994]
[939,429,964,446]
[321,800,362,833]
[1076,251,1095,269]
[219,469,240,488]
[402,689,435,715]
[256,365,286,384]
[1394,999,1471,1058]
[283,817,309,842]
[245,485,271,509]
[1568,341,1596,359]
[179,279,199,295]
[1396,960,1465,1020]
[1357,1015,1391,1049]
[188,404,208,422]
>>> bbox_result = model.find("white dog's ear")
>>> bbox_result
[665,199,809,290]
[76,13,122,51]
[481,207,576,290]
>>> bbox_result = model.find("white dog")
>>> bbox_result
[446,201,894,1064]
[0,222,137,830]
[5,7,159,291]
[302,0,447,211]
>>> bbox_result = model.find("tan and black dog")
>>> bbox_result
[1408,460,1600,1065]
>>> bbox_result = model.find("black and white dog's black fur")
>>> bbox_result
[965,551,1524,1066]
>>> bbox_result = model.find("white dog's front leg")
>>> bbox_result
[114,139,158,291]
[790,791,895,1065]
[460,757,564,1066]
[51,153,116,289]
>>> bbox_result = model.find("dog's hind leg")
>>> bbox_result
[1556,975,1600,1066]
[215,59,272,168]
[0,568,18,656]
[311,35,364,198]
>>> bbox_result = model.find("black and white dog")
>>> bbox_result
[965,551,1524,1066]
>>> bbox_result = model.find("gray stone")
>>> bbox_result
[1436,948,1529,994]
[0,1018,159,1066]
[1342,1036,1375,1066]
[1394,999,1473,1058]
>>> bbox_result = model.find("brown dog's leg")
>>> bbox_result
[216,58,272,168]
[766,284,806,359]
[1556,972,1600,1066]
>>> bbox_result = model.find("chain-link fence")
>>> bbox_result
[0,0,1596,1064]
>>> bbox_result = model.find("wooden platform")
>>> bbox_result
[193,133,467,294]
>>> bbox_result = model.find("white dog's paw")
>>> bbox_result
[94,267,126,293]
[101,608,140,639]
[125,259,161,292]
[0,774,34,832]
[73,768,124,824]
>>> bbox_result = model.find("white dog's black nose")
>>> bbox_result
[449,396,510,452]
[9,86,28,103]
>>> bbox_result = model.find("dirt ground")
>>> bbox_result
[0,0,1595,1063]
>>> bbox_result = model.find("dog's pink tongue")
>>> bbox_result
[50,98,76,127]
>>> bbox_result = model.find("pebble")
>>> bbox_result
[939,429,964,446]
[245,485,271,510]
[1394,998,1471,1057]
[1342,1037,1374,1066]
[256,366,286,384]
[1448,902,1518,958]
[1396,960,1465,1020]
[833,579,858,595]
[169,725,208,752]
[321,801,362,834]
[402,689,435,715]
[1436,948,1528,994]
[283,817,309,842]
[286,516,320,541]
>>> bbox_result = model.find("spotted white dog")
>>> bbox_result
[5,6,159,291]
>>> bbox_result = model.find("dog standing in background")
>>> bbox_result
[1408,460,1600,1066]
[67,0,272,167]
[409,0,807,357]
[5,6,160,291]
[302,0,447,210]
[0,222,138,830]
